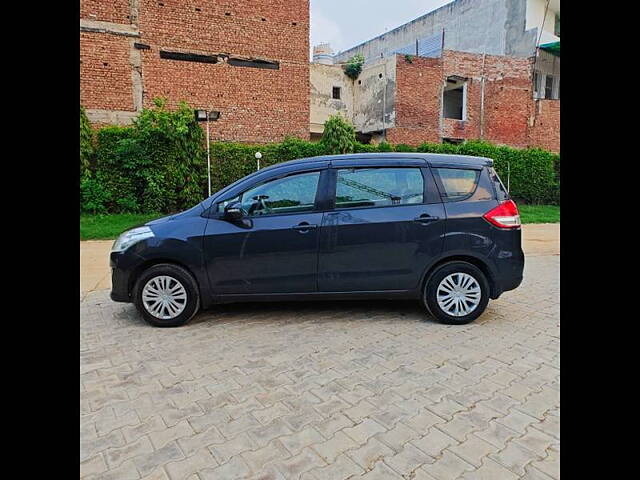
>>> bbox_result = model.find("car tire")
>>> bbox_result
[423,261,490,325]
[133,264,200,327]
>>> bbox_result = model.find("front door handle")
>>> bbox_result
[414,214,440,224]
[292,222,318,233]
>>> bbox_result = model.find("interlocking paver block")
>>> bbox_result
[489,441,541,476]
[475,421,520,449]
[123,416,167,443]
[165,447,218,480]
[448,434,498,467]
[209,432,258,465]
[248,418,294,449]
[200,456,252,480]
[343,419,387,444]
[253,402,292,426]
[80,454,107,478]
[241,439,291,473]
[411,427,458,457]
[309,453,364,480]
[177,426,225,457]
[514,427,558,457]
[275,447,326,479]
[311,431,359,463]
[134,441,184,477]
[148,420,195,449]
[530,446,559,479]
[279,427,325,456]
[105,436,154,469]
[421,450,475,480]
[495,410,539,435]
[460,457,519,480]
[346,437,394,472]
[375,422,416,453]
[385,442,435,477]
[81,430,126,463]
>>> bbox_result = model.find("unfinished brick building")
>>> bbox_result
[310,0,560,152]
[80,0,310,143]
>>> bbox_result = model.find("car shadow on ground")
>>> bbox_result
[186,298,437,327]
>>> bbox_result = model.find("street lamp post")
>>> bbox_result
[195,109,221,198]
[255,151,262,171]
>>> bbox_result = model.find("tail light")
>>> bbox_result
[483,200,521,229]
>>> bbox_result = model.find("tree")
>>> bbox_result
[321,114,356,154]
[343,53,365,80]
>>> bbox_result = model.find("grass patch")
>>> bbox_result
[519,204,560,224]
[80,213,163,240]
[80,204,559,240]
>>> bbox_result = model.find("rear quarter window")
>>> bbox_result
[487,167,509,202]
[434,168,479,201]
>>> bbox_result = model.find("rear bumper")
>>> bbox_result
[491,247,524,298]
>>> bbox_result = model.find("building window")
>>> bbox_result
[332,86,341,100]
[533,71,560,100]
[554,13,560,37]
[443,76,467,120]
[544,75,554,99]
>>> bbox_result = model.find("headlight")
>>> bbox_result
[111,226,154,252]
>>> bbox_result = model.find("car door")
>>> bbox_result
[203,168,327,295]
[318,161,445,292]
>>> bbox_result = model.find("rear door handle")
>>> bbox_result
[414,215,440,224]
[292,222,318,233]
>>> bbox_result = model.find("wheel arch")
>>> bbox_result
[420,254,500,299]
[128,258,212,307]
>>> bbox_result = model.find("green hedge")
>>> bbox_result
[80,103,559,214]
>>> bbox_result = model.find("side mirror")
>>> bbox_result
[224,202,245,221]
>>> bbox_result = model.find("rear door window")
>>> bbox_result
[434,168,479,201]
[334,168,424,209]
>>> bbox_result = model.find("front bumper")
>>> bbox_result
[110,250,144,303]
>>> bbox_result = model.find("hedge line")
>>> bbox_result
[80,108,559,214]
[212,139,559,205]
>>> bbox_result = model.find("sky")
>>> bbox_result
[310,0,455,56]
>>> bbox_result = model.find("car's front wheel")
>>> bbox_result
[133,264,200,327]
[423,261,490,325]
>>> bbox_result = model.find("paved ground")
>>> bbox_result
[80,228,559,480]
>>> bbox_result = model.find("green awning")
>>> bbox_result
[539,41,560,57]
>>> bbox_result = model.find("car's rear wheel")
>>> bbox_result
[423,261,490,325]
[133,264,200,327]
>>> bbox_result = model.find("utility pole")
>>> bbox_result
[195,109,221,197]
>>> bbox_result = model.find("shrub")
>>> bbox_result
[81,101,559,213]
[343,53,365,80]
[321,114,356,154]
[81,99,207,214]
[394,144,416,152]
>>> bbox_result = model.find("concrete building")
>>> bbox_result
[80,0,311,143]
[310,0,559,152]
[333,0,559,62]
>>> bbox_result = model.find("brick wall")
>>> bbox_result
[80,0,310,143]
[80,32,134,111]
[386,56,441,145]
[386,51,559,153]
[80,0,132,24]
[529,99,560,152]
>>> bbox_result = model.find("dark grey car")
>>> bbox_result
[110,153,524,327]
